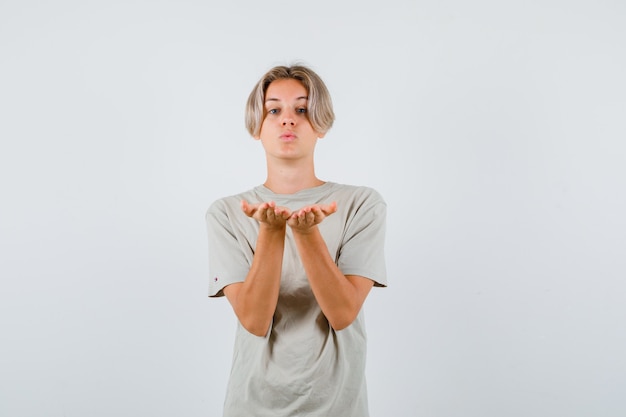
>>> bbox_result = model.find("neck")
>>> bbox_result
[263,158,324,194]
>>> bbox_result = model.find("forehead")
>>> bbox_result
[265,78,308,102]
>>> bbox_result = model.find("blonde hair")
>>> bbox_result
[245,65,335,137]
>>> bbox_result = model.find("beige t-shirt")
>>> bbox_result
[206,182,387,417]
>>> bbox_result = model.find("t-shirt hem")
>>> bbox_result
[208,277,246,297]
[340,269,387,288]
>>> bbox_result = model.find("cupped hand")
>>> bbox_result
[241,200,291,228]
[287,202,337,233]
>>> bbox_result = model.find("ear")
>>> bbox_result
[317,131,326,139]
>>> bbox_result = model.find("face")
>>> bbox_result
[256,78,325,161]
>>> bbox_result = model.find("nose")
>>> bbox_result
[281,110,295,126]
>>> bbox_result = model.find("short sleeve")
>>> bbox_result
[337,189,387,287]
[205,199,254,297]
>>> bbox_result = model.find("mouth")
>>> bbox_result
[280,132,296,141]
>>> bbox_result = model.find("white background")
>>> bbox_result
[1,1,625,416]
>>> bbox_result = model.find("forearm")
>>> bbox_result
[228,224,285,336]
[292,227,366,330]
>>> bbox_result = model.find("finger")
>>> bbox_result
[259,201,273,213]
[287,216,297,228]
[322,201,337,215]
[264,203,279,221]
[275,207,290,220]
[310,206,324,218]
[293,210,305,226]
[251,202,264,219]
[241,200,255,217]
[265,205,276,221]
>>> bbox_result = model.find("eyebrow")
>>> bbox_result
[265,96,308,103]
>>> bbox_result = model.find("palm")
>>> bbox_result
[241,200,290,228]
[287,202,337,231]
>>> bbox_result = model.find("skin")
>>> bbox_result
[224,78,374,336]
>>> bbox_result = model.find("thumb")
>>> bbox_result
[241,200,253,216]
[324,201,338,214]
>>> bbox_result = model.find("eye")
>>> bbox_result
[267,108,278,115]
[296,107,307,114]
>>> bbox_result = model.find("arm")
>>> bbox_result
[223,201,290,337]
[288,203,375,331]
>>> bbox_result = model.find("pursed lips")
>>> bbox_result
[280,132,296,141]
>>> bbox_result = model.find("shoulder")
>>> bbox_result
[205,187,259,220]
[328,182,386,207]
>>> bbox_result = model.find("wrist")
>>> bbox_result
[290,225,319,237]
[259,222,287,234]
